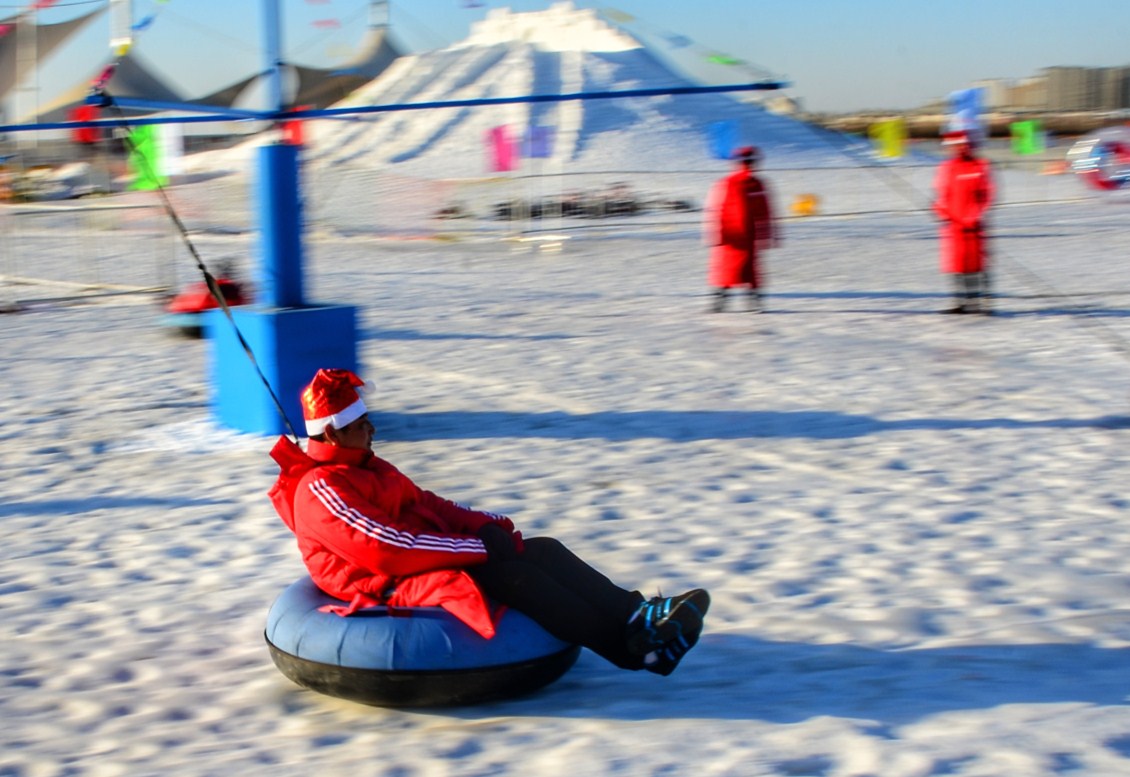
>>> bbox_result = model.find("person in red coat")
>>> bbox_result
[269,368,711,676]
[704,145,779,312]
[933,130,995,314]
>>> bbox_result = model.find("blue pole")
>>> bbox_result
[256,0,304,308]
[262,0,285,113]
[256,143,305,308]
[211,0,356,435]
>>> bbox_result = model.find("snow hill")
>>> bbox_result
[285,2,873,179]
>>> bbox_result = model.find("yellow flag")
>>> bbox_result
[869,118,906,159]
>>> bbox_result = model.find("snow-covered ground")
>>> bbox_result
[6,3,1130,775]
[4,167,1130,775]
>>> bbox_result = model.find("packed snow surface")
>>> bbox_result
[5,3,1130,775]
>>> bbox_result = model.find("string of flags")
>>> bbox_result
[863,121,1048,160]
[600,6,780,84]
[1,0,64,37]
[111,0,173,58]
[294,1,373,62]
[485,125,556,172]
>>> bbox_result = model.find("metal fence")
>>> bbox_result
[0,198,178,305]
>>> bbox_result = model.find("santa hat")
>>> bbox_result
[942,130,974,146]
[734,145,760,162]
[301,368,369,436]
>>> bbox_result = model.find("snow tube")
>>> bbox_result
[265,577,581,707]
[160,277,249,336]
[1068,128,1130,191]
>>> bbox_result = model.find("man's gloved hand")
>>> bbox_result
[478,522,518,562]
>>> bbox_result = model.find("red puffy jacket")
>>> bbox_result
[933,155,994,274]
[269,436,519,637]
[704,168,777,288]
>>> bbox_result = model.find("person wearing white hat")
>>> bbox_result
[268,368,711,676]
[933,130,995,314]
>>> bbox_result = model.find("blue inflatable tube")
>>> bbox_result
[265,577,580,707]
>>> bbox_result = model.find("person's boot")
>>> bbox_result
[942,297,968,314]
[642,631,702,676]
[710,289,726,313]
[747,289,762,313]
[625,589,711,657]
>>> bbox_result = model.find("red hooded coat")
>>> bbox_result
[704,168,777,288]
[269,436,521,638]
[933,154,994,274]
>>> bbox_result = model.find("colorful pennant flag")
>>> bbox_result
[664,34,692,49]
[486,126,517,172]
[127,125,167,191]
[604,9,635,23]
[946,87,984,137]
[868,118,906,159]
[707,120,739,161]
[0,24,12,38]
[68,105,102,145]
[523,125,554,159]
[707,54,744,66]
[1010,120,1045,155]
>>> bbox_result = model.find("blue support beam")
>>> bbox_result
[0,81,790,134]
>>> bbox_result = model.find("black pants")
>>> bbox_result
[469,537,645,669]
[952,271,990,308]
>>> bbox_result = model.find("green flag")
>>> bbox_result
[706,54,744,66]
[1010,120,1044,155]
[127,124,166,191]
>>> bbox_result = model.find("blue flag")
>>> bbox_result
[523,125,554,159]
[946,87,984,138]
[707,121,739,160]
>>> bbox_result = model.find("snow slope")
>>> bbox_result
[196,2,887,180]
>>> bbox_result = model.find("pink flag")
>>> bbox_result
[486,126,517,172]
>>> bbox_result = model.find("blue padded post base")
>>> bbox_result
[207,304,358,435]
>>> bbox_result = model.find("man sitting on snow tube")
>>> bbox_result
[268,368,711,690]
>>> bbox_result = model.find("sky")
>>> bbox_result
[6,0,1130,114]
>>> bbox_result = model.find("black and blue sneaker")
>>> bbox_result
[643,629,701,676]
[625,588,710,658]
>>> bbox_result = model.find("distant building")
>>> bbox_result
[972,79,1012,111]
[945,66,1130,113]
[1099,66,1130,110]
[1010,77,1048,111]
[1043,66,1103,111]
